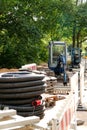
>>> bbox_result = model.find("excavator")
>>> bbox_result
[48,41,82,85]
[71,48,81,68]
[48,41,68,86]
[67,46,81,68]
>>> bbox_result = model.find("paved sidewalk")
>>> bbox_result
[76,82,87,130]
[77,111,87,130]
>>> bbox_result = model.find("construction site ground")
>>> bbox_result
[0,66,87,130]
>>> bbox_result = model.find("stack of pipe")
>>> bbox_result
[0,71,45,119]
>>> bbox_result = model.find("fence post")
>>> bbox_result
[70,72,78,110]
[77,64,87,111]
[69,72,79,130]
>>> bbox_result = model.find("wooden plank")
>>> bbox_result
[0,109,16,118]
[0,116,40,129]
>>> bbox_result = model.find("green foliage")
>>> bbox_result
[0,0,87,68]
[0,0,44,68]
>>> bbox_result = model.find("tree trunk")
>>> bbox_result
[77,32,80,47]
[72,26,76,47]
[77,29,81,48]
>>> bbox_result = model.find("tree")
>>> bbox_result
[0,0,45,67]
[0,0,87,68]
[70,1,87,47]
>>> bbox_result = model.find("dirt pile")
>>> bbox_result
[0,68,18,73]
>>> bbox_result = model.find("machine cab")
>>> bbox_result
[48,41,67,70]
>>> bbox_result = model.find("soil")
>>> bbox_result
[0,68,18,73]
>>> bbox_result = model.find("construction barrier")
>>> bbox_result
[34,72,78,130]
[53,92,77,130]
[0,109,40,130]
[79,64,85,106]
[70,72,79,110]
[21,63,37,70]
